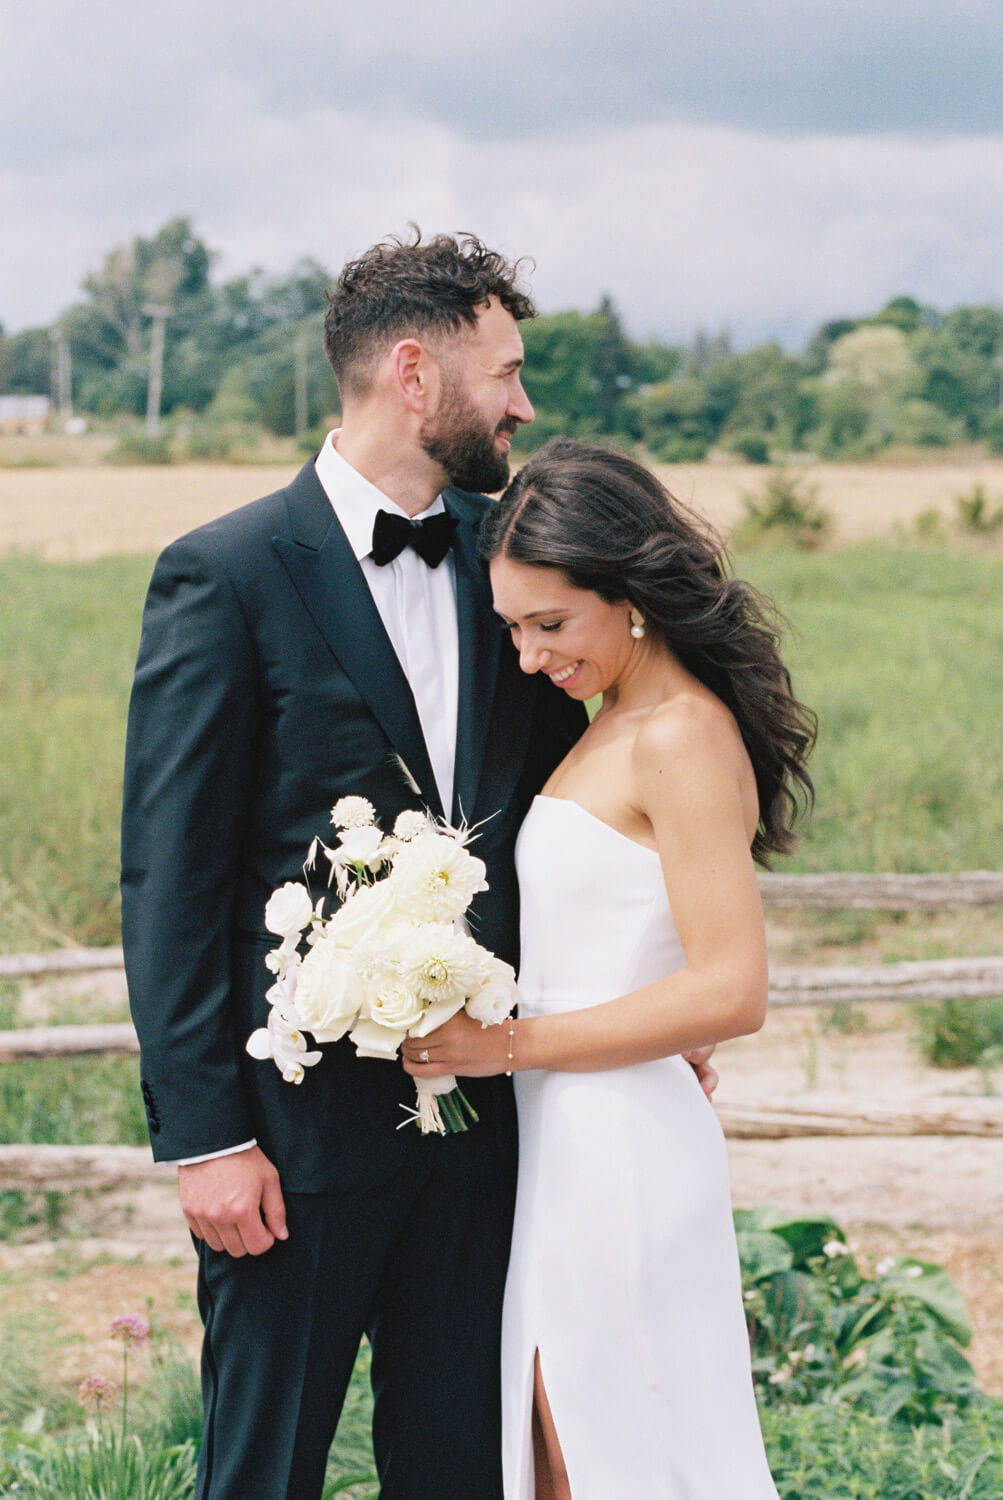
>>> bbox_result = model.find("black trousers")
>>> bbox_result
[193,1124,517,1500]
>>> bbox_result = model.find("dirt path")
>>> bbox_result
[3,455,1003,560]
[2,1001,1000,1396]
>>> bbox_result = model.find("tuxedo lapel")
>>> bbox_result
[272,464,445,818]
[446,493,502,826]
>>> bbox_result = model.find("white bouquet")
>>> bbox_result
[246,797,518,1133]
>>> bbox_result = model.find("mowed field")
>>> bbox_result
[3,453,1003,558]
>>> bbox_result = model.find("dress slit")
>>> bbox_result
[531,1349,572,1500]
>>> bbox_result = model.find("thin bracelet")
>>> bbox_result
[505,1020,515,1077]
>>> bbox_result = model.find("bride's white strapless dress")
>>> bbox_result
[501,796,778,1499]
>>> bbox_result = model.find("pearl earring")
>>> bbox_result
[629,609,646,639]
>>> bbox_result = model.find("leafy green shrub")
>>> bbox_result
[0,1188,65,1237]
[106,431,173,465]
[180,420,265,462]
[954,483,1003,535]
[761,1401,1003,1499]
[736,468,832,549]
[914,996,1003,1068]
[730,432,771,464]
[906,506,949,544]
[737,1207,983,1425]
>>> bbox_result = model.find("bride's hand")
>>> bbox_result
[402,1011,511,1078]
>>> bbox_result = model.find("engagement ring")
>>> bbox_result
[420,1049,430,1063]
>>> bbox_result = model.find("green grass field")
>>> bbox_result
[1,538,1000,1497]
[742,543,1002,873]
[1,541,999,953]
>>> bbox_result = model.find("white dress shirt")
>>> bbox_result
[176,434,461,1166]
[314,431,460,814]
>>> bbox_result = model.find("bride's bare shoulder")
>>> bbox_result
[632,692,744,779]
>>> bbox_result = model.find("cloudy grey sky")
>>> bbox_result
[3,0,1002,347]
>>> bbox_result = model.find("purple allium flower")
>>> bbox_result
[78,1373,117,1413]
[110,1313,150,1347]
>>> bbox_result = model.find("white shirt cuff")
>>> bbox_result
[173,1139,257,1166]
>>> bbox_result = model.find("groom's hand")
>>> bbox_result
[683,1044,718,1101]
[178,1145,289,1257]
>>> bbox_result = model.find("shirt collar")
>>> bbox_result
[314,431,446,561]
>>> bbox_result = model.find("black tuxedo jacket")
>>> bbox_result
[121,459,585,1192]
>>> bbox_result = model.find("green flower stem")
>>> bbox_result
[440,1091,466,1132]
[453,1085,479,1125]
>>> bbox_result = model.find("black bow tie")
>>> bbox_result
[371,509,459,568]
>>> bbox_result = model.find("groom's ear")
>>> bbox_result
[390,337,439,415]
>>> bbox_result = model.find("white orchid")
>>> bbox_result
[246,1007,321,1085]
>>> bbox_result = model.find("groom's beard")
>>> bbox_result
[420,376,516,494]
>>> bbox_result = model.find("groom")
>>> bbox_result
[121,231,587,1499]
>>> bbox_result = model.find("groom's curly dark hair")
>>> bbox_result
[324,228,536,398]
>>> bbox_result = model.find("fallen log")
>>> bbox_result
[768,955,1003,1006]
[717,1097,1003,1139]
[1,1095,1000,1191]
[0,947,124,979]
[0,1022,139,1061]
[0,1144,172,1190]
[758,870,1003,909]
[0,955,1000,1061]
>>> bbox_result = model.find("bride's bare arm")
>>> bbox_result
[402,701,767,1079]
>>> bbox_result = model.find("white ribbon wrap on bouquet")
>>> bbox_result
[414,1073,459,1134]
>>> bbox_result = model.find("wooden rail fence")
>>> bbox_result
[1,871,1000,1186]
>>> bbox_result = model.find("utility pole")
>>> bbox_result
[144,303,171,436]
[49,328,73,418]
[294,327,309,439]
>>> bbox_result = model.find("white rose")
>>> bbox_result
[264,881,314,938]
[330,796,376,829]
[327,879,400,951]
[296,935,363,1042]
[366,978,425,1032]
[389,833,488,923]
[466,955,518,1026]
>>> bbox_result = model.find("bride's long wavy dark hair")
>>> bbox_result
[479,438,816,865]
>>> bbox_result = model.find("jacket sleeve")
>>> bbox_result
[121,535,260,1160]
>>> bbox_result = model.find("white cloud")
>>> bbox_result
[2,2,1002,343]
[4,112,1003,347]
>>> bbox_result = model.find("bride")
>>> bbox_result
[403,439,815,1499]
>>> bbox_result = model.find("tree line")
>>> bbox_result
[2,216,1003,460]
